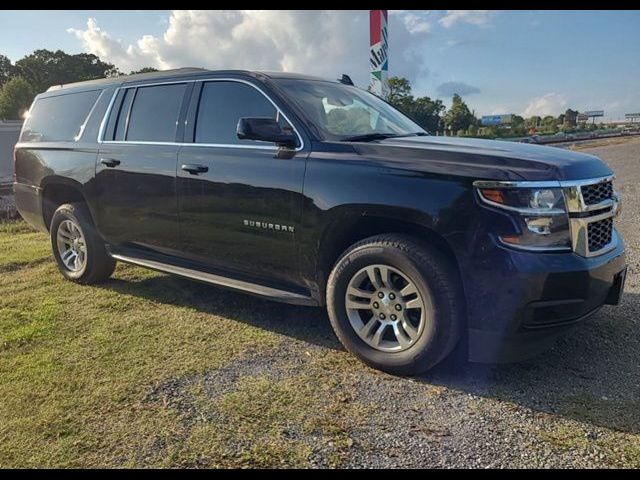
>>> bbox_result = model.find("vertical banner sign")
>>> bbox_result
[370,10,389,98]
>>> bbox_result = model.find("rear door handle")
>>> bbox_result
[100,158,120,168]
[181,164,209,175]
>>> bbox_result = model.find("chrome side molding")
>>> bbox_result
[109,252,316,306]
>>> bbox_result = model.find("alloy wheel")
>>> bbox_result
[344,264,428,352]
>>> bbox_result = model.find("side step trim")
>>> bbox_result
[110,253,317,306]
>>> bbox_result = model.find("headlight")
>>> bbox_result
[477,187,565,213]
[476,185,571,251]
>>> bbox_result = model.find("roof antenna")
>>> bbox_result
[338,74,354,86]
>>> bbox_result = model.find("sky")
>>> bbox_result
[1,10,639,120]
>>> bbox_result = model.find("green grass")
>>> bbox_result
[0,222,51,271]
[0,220,372,467]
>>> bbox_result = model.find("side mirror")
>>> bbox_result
[236,117,297,149]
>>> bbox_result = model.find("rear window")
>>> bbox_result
[124,84,187,142]
[20,89,101,142]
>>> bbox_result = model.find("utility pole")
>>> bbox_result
[369,10,389,99]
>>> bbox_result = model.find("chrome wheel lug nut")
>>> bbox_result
[389,293,396,300]
[390,314,397,321]
[395,304,402,311]
[379,313,386,320]
[372,302,379,309]
[377,292,384,299]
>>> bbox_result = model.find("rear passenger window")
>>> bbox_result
[195,81,286,145]
[20,90,101,142]
[114,88,135,141]
[125,84,187,142]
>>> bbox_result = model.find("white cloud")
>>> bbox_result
[522,93,568,117]
[67,18,156,73]
[67,10,431,87]
[439,10,494,28]
[402,13,431,34]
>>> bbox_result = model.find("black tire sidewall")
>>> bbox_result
[50,204,100,282]
[327,239,459,374]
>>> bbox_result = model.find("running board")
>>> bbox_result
[110,252,317,306]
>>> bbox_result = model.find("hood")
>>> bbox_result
[352,135,612,182]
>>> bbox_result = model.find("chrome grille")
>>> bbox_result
[581,181,613,205]
[587,217,613,252]
[561,175,618,257]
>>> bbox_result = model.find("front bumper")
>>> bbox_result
[466,229,626,363]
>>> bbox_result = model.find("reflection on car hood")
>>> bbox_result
[351,135,612,182]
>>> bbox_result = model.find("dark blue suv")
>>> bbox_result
[13,68,626,374]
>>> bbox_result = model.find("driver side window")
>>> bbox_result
[195,81,293,145]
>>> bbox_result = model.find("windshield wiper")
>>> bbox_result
[341,133,407,142]
[341,132,429,142]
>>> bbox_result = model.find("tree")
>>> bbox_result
[511,115,524,126]
[15,49,118,93]
[387,77,412,105]
[0,54,14,88]
[540,115,557,132]
[525,116,541,129]
[443,94,477,135]
[386,76,445,133]
[129,67,159,75]
[0,77,36,120]
[564,109,578,127]
[509,115,526,136]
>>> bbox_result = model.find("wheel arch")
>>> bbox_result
[314,206,463,304]
[41,177,90,231]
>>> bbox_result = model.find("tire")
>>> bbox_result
[326,234,465,375]
[50,203,116,284]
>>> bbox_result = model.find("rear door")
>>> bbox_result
[95,82,192,252]
[176,79,308,285]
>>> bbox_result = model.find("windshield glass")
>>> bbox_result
[275,79,427,141]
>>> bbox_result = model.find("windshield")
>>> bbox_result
[275,79,427,141]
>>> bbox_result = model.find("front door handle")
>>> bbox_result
[100,158,120,168]
[181,164,209,175]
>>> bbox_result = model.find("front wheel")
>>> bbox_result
[326,234,465,375]
[50,203,116,284]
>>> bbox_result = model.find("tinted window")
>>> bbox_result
[20,90,101,142]
[114,88,135,141]
[195,81,285,145]
[126,83,187,142]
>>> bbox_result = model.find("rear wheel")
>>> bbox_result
[326,234,465,375]
[50,203,115,284]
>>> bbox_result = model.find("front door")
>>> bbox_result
[94,82,191,252]
[177,79,307,285]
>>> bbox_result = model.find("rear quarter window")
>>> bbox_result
[20,89,102,143]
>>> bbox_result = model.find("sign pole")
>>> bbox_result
[369,10,389,98]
